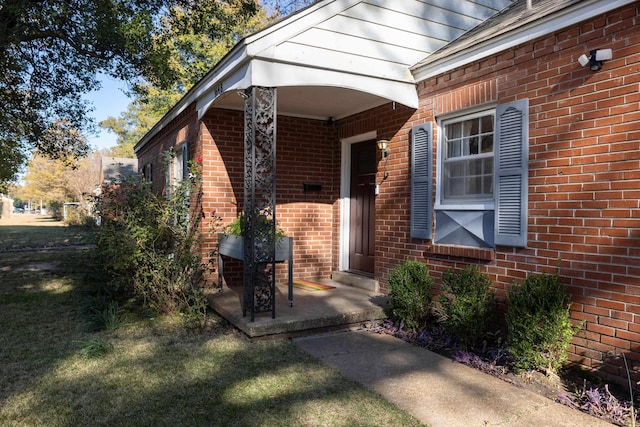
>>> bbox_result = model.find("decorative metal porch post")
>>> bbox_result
[242,86,277,321]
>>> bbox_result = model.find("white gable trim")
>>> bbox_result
[412,0,637,82]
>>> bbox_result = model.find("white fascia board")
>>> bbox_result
[412,0,637,82]
[245,0,361,57]
[249,59,418,109]
[135,41,251,152]
[196,62,252,120]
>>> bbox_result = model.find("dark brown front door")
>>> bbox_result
[349,140,376,275]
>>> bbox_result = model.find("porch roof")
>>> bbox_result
[135,0,512,152]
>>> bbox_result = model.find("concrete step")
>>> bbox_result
[331,271,379,293]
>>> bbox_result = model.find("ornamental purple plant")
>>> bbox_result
[558,384,636,425]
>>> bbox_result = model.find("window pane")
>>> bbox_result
[481,115,494,133]
[448,122,461,139]
[448,177,465,197]
[465,175,481,195]
[467,119,479,136]
[483,158,493,174]
[441,112,495,202]
[481,135,493,153]
[483,176,493,195]
[447,140,461,158]
[465,137,479,155]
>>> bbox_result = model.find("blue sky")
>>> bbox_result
[83,74,132,151]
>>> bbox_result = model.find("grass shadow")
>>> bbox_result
[0,227,423,426]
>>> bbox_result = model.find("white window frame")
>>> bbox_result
[173,145,185,186]
[164,142,189,199]
[435,107,496,212]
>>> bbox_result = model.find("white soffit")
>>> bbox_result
[196,59,420,120]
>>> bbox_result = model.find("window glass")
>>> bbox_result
[173,151,183,183]
[442,113,494,202]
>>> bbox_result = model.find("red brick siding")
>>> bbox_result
[352,3,640,387]
[139,107,339,287]
[136,104,200,194]
[136,2,640,387]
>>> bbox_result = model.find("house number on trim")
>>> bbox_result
[214,84,224,97]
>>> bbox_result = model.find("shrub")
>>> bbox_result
[506,271,582,375]
[388,260,433,331]
[225,214,285,237]
[438,266,496,351]
[48,201,63,221]
[95,154,208,326]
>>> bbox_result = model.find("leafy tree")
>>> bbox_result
[1,0,198,186]
[101,86,184,157]
[18,152,101,209]
[267,0,317,17]
[20,155,68,208]
[101,0,269,152]
[100,0,320,153]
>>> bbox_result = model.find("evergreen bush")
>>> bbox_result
[439,266,496,351]
[506,271,582,375]
[388,260,433,331]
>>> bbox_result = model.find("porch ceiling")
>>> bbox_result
[135,0,513,153]
[210,85,391,121]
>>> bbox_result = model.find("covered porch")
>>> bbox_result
[135,1,513,329]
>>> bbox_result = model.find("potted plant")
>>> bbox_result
[218,214,291,262]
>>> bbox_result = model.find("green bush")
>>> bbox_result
[48,201,63,221]
[95,154,208,326]
[225,214,285,237]
[506,271,582,375]
[388,260,433,331]
[438,266,496,350]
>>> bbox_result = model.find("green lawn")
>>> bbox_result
[0,218,96,250]
[0,223,424,426]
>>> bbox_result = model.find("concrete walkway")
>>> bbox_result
[293,330,613,427]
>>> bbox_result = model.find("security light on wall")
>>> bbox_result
[578,48,613,71]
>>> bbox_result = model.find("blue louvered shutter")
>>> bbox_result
[411,124,433,239]
[494,99,528,247]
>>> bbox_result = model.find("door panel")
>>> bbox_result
[349,141,376,274]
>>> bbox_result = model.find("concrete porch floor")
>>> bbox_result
[206,280,389,338]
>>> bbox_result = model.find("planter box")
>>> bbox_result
[218,233,291,262]
[217,233,294,309]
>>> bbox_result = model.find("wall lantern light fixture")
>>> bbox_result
[377,139,390,158]
[376,139,390,189]
[578,48,613,71]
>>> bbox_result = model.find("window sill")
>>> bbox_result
[428,244,495,261]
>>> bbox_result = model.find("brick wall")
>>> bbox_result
[136,104,200,194]
[139,106,339,287]
[198,109,339,286]
[355,3,640,386]
[135,2,639,387]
